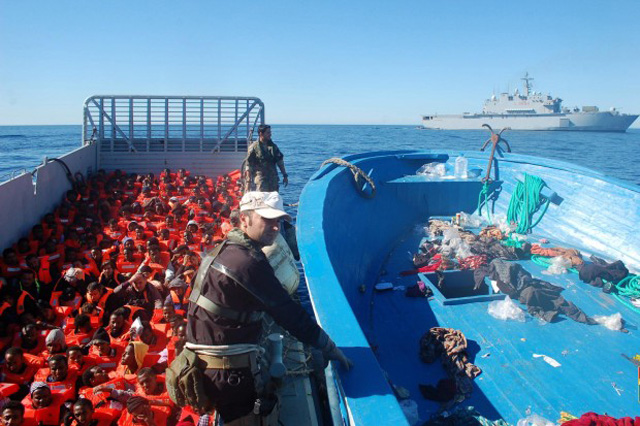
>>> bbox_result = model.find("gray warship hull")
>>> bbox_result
[422,111,638,132]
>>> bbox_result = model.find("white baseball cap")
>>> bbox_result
[239,191,291,221]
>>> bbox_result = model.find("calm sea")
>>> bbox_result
[1,125,639,203]
[1,124,639,309]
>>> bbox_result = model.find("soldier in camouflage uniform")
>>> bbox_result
[243,125,288,192]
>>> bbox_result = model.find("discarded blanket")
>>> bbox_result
[577,255,629,288]
[474,259,595,324]
[561,412,640,426]
[419,327,482,401]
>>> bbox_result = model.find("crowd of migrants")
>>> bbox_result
[0,167,244,426]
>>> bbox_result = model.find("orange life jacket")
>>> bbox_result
[33,369,77,399]
[22,393,66,426]
[50,290,83,310]
[79,375,129,406]
[0,353,43,384]
[17,290,36,316]
[0,382,19,399]
[117,404,168,426]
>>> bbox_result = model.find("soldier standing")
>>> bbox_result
[243,125,288,192]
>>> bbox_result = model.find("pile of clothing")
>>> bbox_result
[419,327,481,403]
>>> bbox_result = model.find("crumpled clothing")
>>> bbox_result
[577,256,629,288]
[561,412,640,426]
[405,281,433,298]
[474,259,594,324]
[419,327,482,400]
[401,254,444,276]
[458,254,488,270]
[479,226,506,240]
[531,244,584,266]
[469,237,527,262]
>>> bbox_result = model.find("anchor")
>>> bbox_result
[480,124,511,182]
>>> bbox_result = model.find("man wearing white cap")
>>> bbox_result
[183,191,351,425]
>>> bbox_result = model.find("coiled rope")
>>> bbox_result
[506,173,550,234]
[321,157,376,199]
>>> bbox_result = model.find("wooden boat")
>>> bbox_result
[297,135,640,424]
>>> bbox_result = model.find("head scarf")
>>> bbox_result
[130,341,149,370]
[45,329,66,348]
[30,382,49,396]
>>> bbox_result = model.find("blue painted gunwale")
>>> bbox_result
[297,150,640,425]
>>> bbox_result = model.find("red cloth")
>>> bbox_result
[562,413,640,426]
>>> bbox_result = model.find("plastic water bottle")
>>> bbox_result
[454,154,468,179]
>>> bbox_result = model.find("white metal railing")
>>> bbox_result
[83,96,264,154]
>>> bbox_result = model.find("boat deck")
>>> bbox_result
[366,224,640,424]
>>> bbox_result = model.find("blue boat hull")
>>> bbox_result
[297,150,640,425]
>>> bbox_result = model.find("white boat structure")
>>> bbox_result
[422,73,638,132]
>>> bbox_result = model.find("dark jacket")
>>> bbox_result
[186,238,321,347]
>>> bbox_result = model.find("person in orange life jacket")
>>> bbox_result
[14,239,35,263]
[25,254,52,287]
[88,331,122,372]
[117,342,148,378]
[135,321,166,356]
[38,239,64,281]
[143,246,171,283]
[0,289,20,340]
[42,329,68,359]
[35,300,67,330]
[164,279,189,312]
[115,247,141,278]
[24,382,69,426]
[67,346,97,377]
[1,348,42,400]
[113,273,162,314]
[12,324,45,356]
[63,398,111,426]
[85,248,105,282]
[66,314,94,347]
[1,248,22,282]
[61,247,83,273]
[1,400,25,426]
[156,229,177,253]
[52,268,87,309]
[15,270,41,318]
[105,309,129,345]
[38,355,78,397]
[86,282,117,325]
[98,261,123,291]
[63,230,82,251]
[135,368,174,411]
[119,396,171,426]
[170,249,199,284]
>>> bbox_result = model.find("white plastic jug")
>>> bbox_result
[454,154,468,179]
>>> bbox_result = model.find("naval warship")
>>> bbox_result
[422,73,638,132]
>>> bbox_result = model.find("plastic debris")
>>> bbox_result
[399,399,420,426]
[416,162,446,178]
[393,384,411,400]
[458,211,486,229]
[593,312,623,331]
[516,413,557,426]
[487,296,526,322]
[541,256,572,275]
[441,227,473,259]
[375,282,394,291]
[532,353,561,368]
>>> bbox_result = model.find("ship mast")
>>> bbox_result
[522,72,533,96]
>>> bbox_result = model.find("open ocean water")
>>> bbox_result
[1,124,639,310]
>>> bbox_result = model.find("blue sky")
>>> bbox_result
[1,0,639,125]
